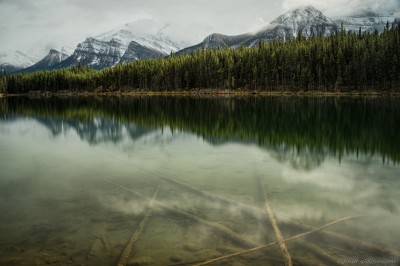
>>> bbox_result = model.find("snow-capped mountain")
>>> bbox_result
[334,10,400,33]
[176,6,338,54]
[271,6,337,37]
[0,50,40,73]
[17,49,70,73]
[96,24,180,55]
[55,37,123,70]
[52,23,181,70]
[242,6,338,46]
[176,6,399,55]
[9,6,400,72]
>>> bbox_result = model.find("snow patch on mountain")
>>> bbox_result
[95,23,181,55]
[60,46,74,56]
[46,49,70,65]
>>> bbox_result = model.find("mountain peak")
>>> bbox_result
[46,21,182,70]
[299,5,319,12]
[272,6,333,25]
[93,23,180,55]
[49,49,60,54]
[203,33,225,43]
[264,5,337,40]
[14,48,70,73]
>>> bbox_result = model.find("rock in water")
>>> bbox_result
[86,238,104,259]
[169,254,182,263]
[127,256,152,266]
[183,242,201,252]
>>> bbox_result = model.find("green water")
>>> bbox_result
[0,96,399,266]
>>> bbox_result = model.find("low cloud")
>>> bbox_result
[282,0,400,16]
[0,0,399,58]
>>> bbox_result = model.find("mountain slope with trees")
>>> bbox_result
[2,22,399,94]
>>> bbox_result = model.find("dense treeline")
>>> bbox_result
[3,23,400,93]
[2,96,400,163]
[0,73,5,93]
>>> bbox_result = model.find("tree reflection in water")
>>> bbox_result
[2,96,399,165]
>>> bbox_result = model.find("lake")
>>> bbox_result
[0,96,399,266]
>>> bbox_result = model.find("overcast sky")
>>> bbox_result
[0,0,399,58]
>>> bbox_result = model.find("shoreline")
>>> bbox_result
[2,89,400,98]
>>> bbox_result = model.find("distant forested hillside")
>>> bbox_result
[2,23,399,94]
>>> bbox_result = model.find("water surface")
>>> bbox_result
[0,96,399,265]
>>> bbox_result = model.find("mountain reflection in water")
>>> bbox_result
[2,96,399,165]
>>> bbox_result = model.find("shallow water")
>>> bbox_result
[0,96,399,265]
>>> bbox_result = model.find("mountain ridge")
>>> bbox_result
[40,24,181,71]
[16,49,70,73]
[177,6,339,54]
[5,6,400,73]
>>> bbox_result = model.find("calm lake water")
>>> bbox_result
[0,96,399,266]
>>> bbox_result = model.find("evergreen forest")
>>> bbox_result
[1,23,400,94]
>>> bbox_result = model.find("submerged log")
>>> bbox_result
[100,178,259,249]
[301,241,341,266]
[117,184,160,266]
[161,176,261,218]
[287,219,400,258]
[161,176,397,259]
[193,215,362,266]
[257,176,292,266]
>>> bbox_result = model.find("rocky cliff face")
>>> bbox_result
[120,41,162,63]
[55,38,123,70]
[53,25,181,70]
